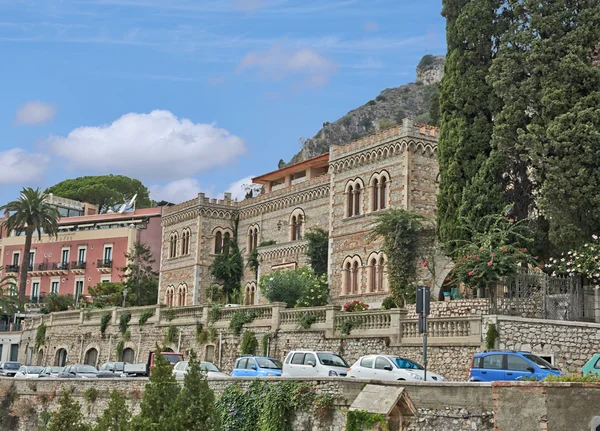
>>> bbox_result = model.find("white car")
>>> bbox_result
[15,365,44,379]
[172,361,228,380]
[282,350,350,377]
[347,355,445,382]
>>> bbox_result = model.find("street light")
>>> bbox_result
[122,289,128,308]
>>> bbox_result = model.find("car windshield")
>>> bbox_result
[200,362,220,372]
[75,365,98,373]
[162,353,183,365]
[49,367,64,373]
[523,354,559,370]
[27,367,43,374]
[256,358,282,369]
[390,357,424,370]
[4,363,21,370]
[317,353,348,367]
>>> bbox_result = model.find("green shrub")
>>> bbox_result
[544,374,600,382]
[115,340,125,361]
[119,311,131,335]
[44,293,74,313]
[138,309,154,326]
[83,388,98,404]
[346,410,388,431]
[230,310,257,336]
[485,323,498,350]
[36,323,47,347]
[260,267,328,308]
[366,100,376,106]
[123,330,131,342]
[240,331,258,355]
[164,326,177,345]
[163,308,176,322]
[299,313,316,329]
[381,296,397,310]
[100,312,112,335]
[375,95,387,102]
[208,304,222,324]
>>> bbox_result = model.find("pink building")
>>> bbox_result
[0,196,162,304]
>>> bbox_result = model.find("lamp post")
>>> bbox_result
[122,289,128,308]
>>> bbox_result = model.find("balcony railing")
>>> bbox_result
[0,322,22,332]
[4,265,19,273]
[97,259,113,269]
[29,296,44,305]
[71,261,87,270]
[56,262,70,271]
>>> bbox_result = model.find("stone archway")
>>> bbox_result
[84,348,98,367]
[55,348,67,367]
[122,348,135,363]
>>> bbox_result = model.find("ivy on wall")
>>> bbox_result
[346,410,389,431]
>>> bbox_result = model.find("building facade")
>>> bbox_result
[0,196,162,304]
[159,119,440,307]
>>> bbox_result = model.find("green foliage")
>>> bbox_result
[130,345,180,430]
[196,328,209,345]
[346,410,388,431]
[304,228,329,276]
[210,217,244,303]
[340,321,354,337]
[417,54,435,72]
[240,331,258,355]
[366,100,376,106]
[100,312,112,335]
[378,119,397,130]
[546,235,600,285]
[260,240,276,247]
[94,390,131,431]
[164,326,177,345]
[174,350,221,431]
[45,174,151,214]
[0,187,60,299]
[119,312,131,335]
[163,308,176,322]
[485,323,498,351]
[375,95,387,102]
[369,209,429,305]
[208,304,222,324]
[47,391,89,431]
[121,243,159,307]
[138,309,154,326]
[299,313,316,330]
[259,267,328,308]
[123,330,131,342]
[44,293,74,313]
[0,276,19,316]
[544,374,600,383]
[261,334,271,356]
[115,341,125,361]
[229,310,257,336]
[246,248,260,280]
[0,382,19,430]
[381,296,397,310]
[89,282,127,308]
[84,388,99,404]
[36,323,47,347]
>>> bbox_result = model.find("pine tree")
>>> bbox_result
[47,391,89,431]
[436,0,503,251]
[173,350,221,431]
[94,391,131,431]
[130,347,180,431]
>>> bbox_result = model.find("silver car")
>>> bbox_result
[282,350,349,378]
[15,365,44,379]
[347,355,445,382]
[172,361,228,380]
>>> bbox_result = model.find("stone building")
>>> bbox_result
[159,118,439,307]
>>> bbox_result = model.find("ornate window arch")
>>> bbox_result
[289,208,305,241]
[247,224,260,254]
[341,255,363,295]
[122,348,135,363]
[180,228,191,256]
[168,231,179,258]
[368,171,391,212]
[213,227,233,254]
[344,178,365,218]
[165,285,175,306]
[366,251,388,293]
[177,283,188,306]
[244,282,257,305]
[84,347,98,367]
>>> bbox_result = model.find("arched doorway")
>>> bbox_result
[122,348,135,363]
[55,348,67,367]
[37,349,44,366]
[84,348,98,366]
[164,347,174,352]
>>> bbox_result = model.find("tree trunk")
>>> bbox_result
[19,226,34,299]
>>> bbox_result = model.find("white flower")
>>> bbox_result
[593,234,598,240]
[577,264,581,268]
[568,251,572,255]
[585,244,589,247]
[561,258,565,262]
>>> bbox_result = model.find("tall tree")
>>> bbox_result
[94,390,131,431]
[0,188,60,299]
[210,217,243,303]
[45,175,151,213]
[436,0,503,252]
[303,228,329,276]
[0,276,19,316]
[47,391,89,431]
[173,350,221,431]
[121,243,159,306]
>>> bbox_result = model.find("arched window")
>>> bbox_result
[347,185,354,217]
[369,172,390,212]
[344,261,352,295]
[367,252,387,292]
[55,348,67,367]
[352,261,359,293]
[223,232,231,254]
[289,209,305,241]
[371,178,379,212]
[205,345,215,362]
[380,177,387,209]
[181,229,191,256]
[378,256,386,291]
[370,257,378,292]
[122,348,135,363]
[177,284,187,306]
[253,229,258,251]
[169,232,179,258]
[165,286,175,307]
[84,348,98,366]
[244,282,257,305]
[215,231,222,254]
[342,256,362,295]
[345,179,364,218]
[247,225,260,253]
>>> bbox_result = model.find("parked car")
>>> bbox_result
[173,361,228,380]
[469,351,561,382]
[232,356,282,377]
[582,353,600,376]
[0,362,22,377]
[57,364,99,378]
[347,355,445,381]
[99,362,148,377]
[38,366,64,378]
[282,350,349,377]
[15,366,44,379]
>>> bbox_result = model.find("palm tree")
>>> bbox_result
[0,275,20,316]
[0,188,60,299]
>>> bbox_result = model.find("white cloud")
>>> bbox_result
[14,101,57,126]
[363,21,379,32]
[0,149,49,184]
[150,178,202,204]
[48,110,245,179]
[225,175,256,201]
[237,42,337,88]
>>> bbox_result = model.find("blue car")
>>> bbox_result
[231,356,283,377]
[469,351,562,382]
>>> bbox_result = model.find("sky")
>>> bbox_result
[0,0,446,206]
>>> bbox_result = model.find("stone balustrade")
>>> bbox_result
[29,303,482,347]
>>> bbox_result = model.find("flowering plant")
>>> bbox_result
[544,234,600,288]
[343,300,369,312]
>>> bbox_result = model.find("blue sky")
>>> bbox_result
[0,0,446,205]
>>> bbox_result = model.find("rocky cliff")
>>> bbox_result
[286,55,445,165]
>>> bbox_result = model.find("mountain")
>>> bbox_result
[285,55,445,166]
